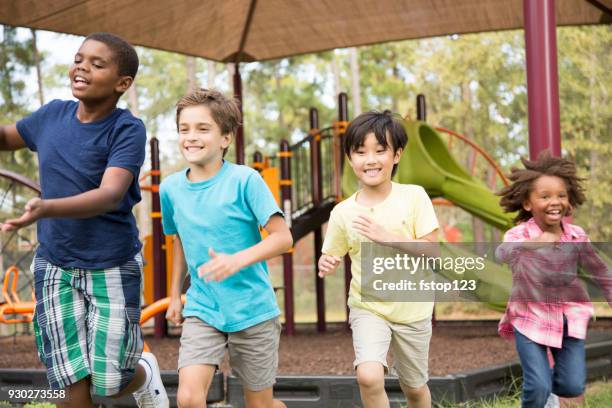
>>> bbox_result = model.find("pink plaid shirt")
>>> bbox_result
[497,218,611,348]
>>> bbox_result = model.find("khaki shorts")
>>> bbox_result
[349,306,432,388]
[178,316,281,391]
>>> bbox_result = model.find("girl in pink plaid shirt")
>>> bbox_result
[496,152,611,408]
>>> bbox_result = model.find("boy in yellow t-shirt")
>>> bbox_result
[319,110,439,408]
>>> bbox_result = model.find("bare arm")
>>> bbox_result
[0,124,27,151]
[234,214,293,268]
[166,234,187,325]
[170,235,188,299]
[1,167,133,231]
[198,214,293,282]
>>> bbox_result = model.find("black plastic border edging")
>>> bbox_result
[226,339,612,407]
[0,340,610,407]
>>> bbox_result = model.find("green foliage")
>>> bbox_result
[557,26,611,241]
[0,26,38,181]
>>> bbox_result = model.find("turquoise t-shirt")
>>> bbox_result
[160,161,281,332]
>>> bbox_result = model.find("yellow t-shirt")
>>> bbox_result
[322,182,439,323]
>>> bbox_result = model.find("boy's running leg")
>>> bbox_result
[244,388,287,408]
[131,352,169,407]
[57,378,93,408]
[391,317,433,408]
[82,255,167,407]
[111,363,146,395]
[32,257,93,406]
[229,318,284,408]
[356,362,389,408]
[399,382,431,408]
[349,307,392,408]
[177,364,216,408]
[177,317,227,407]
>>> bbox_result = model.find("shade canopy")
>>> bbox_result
[1,0,610,62]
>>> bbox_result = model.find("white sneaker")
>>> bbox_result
[133,351,169,408]
[544,393,560,408]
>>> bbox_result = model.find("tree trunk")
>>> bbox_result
[472,216,485,242]
[331,50,342,98]
[274,62,285,131]
[349,48,362,115]
[186,57,197,92]
[226,63,235,84]
[207,60,216,88]
[31,29,44,106]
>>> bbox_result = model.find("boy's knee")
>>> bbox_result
[177,386,206,408]
[272,399,288,408]
[401,382,429,401]
[356,364,385,391]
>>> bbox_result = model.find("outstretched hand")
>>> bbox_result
[198,247,242,282]
[1,197,45,232]
[318,254,342,277]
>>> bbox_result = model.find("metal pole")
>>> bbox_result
[279,140,295,336]
[233,63,245,164]
[523,0,561,159]
[150,137,167,338]
[337,93,352,327]
[416,94,427,122]
[310,108,326,332]
[253,151,264,172]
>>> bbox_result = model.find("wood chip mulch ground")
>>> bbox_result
[2,320,610,377]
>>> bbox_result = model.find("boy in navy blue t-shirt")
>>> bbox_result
[0,32,168,407]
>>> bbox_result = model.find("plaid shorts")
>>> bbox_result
[32,254,144,396]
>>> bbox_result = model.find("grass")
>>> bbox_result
[431,380,612,408]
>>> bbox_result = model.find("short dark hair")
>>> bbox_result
[176,88,242,158]
[496,151,586,224]
[343,110,408,176]
[84,32,139,79]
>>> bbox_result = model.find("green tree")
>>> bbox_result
[0,26,38,181]
[557,26,611,240]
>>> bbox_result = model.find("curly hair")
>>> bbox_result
[497,151,586,224]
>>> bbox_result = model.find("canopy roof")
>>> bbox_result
[1,0,610,62]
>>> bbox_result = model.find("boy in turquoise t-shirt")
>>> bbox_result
[161,89,291,408]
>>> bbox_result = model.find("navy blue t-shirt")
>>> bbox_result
[16,99,145,269]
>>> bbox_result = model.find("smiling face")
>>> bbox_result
[348,132,402,189]
[178,105,231,168]
[523,175,570,231]
[69,40,130,102]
